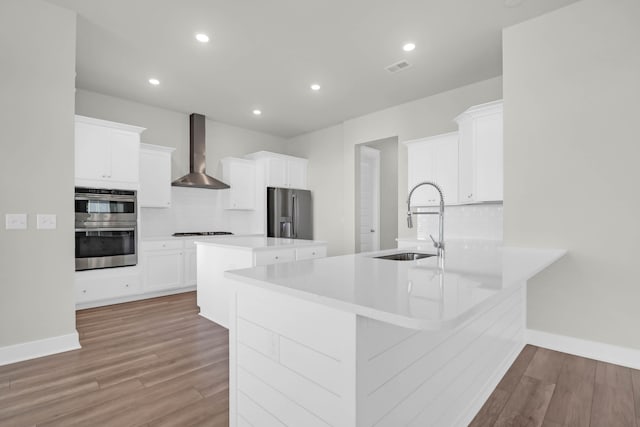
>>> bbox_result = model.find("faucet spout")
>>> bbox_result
[406,181,445,258]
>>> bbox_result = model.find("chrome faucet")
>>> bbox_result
[407,181,445,258]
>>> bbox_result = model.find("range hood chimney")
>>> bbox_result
[172,113,230,189]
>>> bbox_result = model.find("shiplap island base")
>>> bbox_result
[222,241,565,427]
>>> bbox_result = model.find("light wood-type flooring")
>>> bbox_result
[0,292,229,427]
[471,344,640,427]
[1,292,639,426]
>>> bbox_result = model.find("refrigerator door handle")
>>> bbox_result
[291,194,296,238]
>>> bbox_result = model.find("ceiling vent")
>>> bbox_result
[385,60,411,73]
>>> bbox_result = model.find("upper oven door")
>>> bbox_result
[75,189,137,224]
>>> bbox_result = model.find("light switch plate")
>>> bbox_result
[6,213,27,230]
[37,214,57,230]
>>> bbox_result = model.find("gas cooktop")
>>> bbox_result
[172,232,234,237]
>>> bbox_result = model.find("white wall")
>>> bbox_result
[287,77,502,255]
[503,0,640,349]
[0,0,77,347]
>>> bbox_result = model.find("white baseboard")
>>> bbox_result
[0,331,81,367]
[75,286,196,310]
[526,329,640,370]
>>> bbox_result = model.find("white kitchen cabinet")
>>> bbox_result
[220,157,256,210]
[455,100,503,203]
[184,248,197,286]
[405,132,459,206]
[197,238,328,328]
[75,268,141,304]
[141,240,184,291]
[139,143,174,208]
[74,115,145,190]
[295,245,327,260]
[245,151,308,190]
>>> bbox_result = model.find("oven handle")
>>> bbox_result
[75,227,135,232]
[75,194,136,202]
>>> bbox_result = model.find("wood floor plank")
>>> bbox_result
[591,362,636,427]
[469,388,511,427]
[543,354,596,426]
[524,347,567,385]
[148,388,229,427]
[632,369,640,426]
[494,375,556,427]
[496,344,538,393]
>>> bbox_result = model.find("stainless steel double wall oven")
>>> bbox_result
[75,187,138,271]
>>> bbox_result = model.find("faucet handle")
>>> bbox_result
[429,234,444,249]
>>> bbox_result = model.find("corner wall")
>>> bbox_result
[503,0,640,349]
[0,0,77,350]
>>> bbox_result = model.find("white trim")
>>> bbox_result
[75,114,146,134]
[0,331,81,367]
[526,329,640,370]
[75,286,196,310]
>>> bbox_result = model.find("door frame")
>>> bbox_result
[358,145,380,252]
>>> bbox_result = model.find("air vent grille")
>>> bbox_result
[385,60,411,73]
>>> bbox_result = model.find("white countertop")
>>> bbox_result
[142,234,262,242]
[225,240,565,330]
[195,236,327,251]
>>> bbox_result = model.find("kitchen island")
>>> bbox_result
[224,240,565,427]
[196,236,327,328]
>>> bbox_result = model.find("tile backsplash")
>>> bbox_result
[140,187,255,237]
[416,203,503,241]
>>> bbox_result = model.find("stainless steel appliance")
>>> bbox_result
[75,187,138,271]
[267,187,312,239]
[172,232,234,237]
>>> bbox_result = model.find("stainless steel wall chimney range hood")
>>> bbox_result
[172,113,230,189]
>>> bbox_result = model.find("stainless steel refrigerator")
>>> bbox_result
[267,187,312,239]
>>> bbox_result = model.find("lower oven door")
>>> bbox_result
[75,226,137,271]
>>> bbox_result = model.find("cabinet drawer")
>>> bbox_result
[141,240,183,251]
[76,273,141,303]
[254,249,296,266]
[296,246,327,261]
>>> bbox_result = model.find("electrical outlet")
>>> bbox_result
[37,214,57,230]
[5,213,27,230]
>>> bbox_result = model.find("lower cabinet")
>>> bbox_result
[142,247,184,291]
[198,243,328,328]
[75,267,141,305]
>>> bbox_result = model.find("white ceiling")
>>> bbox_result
[46,0,578,138]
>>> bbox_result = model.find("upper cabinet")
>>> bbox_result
[139,143,175,208]
[220,157,256,210]
[455,100,503,203]
[405,132,459,206]
[246,151,308,190]
[75,115,145,190]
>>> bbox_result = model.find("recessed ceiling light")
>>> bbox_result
[148,78,160,86]
[195,33,210,43]
[310,83,321,91]
[403,42,416,52]
[252,109,262,116]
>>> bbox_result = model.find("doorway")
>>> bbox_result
[355,137,399,253]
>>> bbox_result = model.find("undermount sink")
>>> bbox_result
[374,252,435,261]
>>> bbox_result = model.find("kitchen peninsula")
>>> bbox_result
[196,236,327,328]
[224,241,565,427]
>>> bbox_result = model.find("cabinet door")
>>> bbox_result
[184,249,197,286]
[295,246,327,260]
[407,142,437,206]
[287,159,308,189]
[474,113,503,201]
[75,122,110,181]
[109,130,140,185]
[265,157,288,188]
[225,160,256,210]
[433,138,459,205]
[139,148,172,207]
[254,249,296,266]
[144,249,183,291]
[457,118,475,203]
